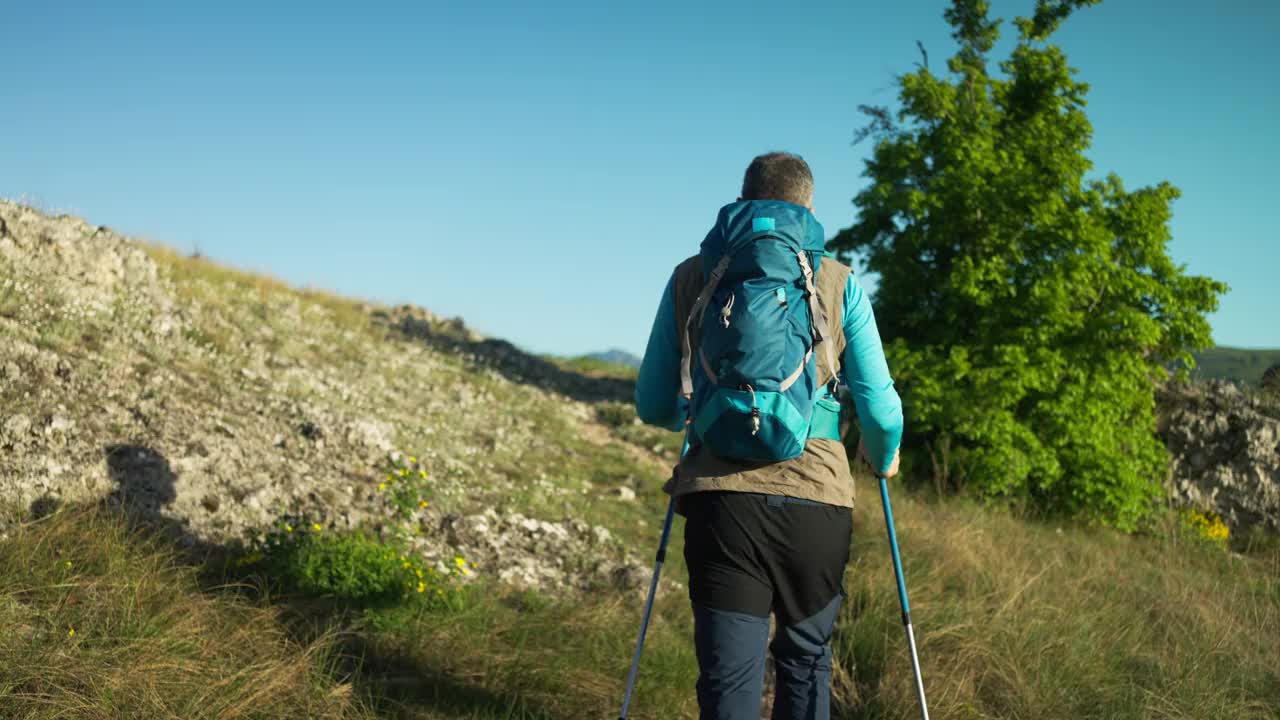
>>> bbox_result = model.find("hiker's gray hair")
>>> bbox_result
[741,152,814,207]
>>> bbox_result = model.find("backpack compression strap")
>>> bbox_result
[680,255,733,399]
[796,251,838,383]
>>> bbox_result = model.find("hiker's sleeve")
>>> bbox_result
[840,273,903,475]
[635,272,687,431]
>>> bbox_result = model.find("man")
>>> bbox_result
[635,152,903,720]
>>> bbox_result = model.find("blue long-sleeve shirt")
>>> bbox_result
[635,263,904,475]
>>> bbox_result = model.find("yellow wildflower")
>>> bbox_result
[285,524,293,533]
[64,561,72,569]
[67,628,75,638]
[454,557,466,568]
[462,568,471,577]
[420,500,429,508]
[417,582,426,593]
[409,456,417,464]
[416,568,424,578]
[378,483,386,492]
[312,523,323,532]
[418,470,427,479]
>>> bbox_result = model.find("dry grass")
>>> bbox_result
[0,508,374,720]
[0,480,1276,720]
[836,479,1280,719]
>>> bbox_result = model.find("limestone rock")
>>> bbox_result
[1160,381,1280,534]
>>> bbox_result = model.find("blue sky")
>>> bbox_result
[4,0,1276,356]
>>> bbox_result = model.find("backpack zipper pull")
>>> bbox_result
[719,293,735,328]
[747,385,761,435]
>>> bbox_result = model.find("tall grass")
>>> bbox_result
[1,488,1275,719]
[836,482,1280,719]
[0,508,373,719]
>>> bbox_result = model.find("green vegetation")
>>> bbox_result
[830,0,1226,529]
[375,454,437,525]
[238,454,464,608]
[546,354,640,381]
[596,400,684,460]
[1192,347,1280,386]
[243,522,465,608]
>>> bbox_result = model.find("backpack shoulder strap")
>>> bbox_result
[814,256,853,386]
[797,251,839,384]
[679,254,732,398]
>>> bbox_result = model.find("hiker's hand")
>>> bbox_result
[858,440,900,479]
[883,448,900,479]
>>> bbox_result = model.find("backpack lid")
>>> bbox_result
[700,200,827,264]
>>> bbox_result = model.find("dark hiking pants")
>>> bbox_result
[682,491,852,720]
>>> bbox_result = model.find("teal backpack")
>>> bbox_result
[679,201,838,462]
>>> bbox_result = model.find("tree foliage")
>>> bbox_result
[831,0,1226,529]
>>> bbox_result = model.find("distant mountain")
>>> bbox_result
[584,348,642,369]
[1192,347,1280,386]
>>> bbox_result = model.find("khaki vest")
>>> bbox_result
[665,254,858,509]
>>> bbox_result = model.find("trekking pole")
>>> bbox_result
[877,475,930,720]
[618,438,687,720]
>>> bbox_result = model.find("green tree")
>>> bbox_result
[831,0,1226,529]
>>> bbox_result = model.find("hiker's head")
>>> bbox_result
[739,152,814,209]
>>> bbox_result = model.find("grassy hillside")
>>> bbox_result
[1193,347,1280,386]
[5,478,1275,719]
[1,201,1277,718]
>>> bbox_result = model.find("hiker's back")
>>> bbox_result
[667,202,856,508]
[678,200,840,463]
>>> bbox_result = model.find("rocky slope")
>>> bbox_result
[0,200,678,593]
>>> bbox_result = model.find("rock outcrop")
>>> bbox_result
[1262,364,1279,392]
[1160,380,1280,534]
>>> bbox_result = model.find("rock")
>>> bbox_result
[1160,381,1280,534]
[3,414,31,437]
[201,494,221,513]
[613,486,636,502]
[346,418,393,452]
[1263,365,1279,392]
[298,420,322,440]
[610,562,650,593]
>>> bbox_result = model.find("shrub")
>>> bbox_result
[596,401,636,429]
[245,518,465,609]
